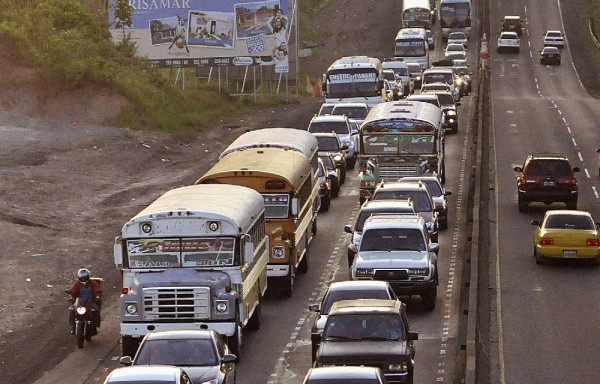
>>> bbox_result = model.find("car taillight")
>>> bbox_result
[540,238,554,245]
[586,239,599,247]
[571,177,577,184]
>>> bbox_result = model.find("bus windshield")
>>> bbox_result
[126,238,236,268]
[362,134,436,155]
[326,69,381,98]
[440,3,471,28]
[395,40,427,57]
[263,194,290,218]
[402,9,431,28]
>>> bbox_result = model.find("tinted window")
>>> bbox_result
[135,339,218,366]
[524,159,572,176]
[331,106,369,119]
[355,207,414,231]
[423,72,453,85]
[319,105,335,115]
[320,156,335,170]
[360,228,426,252]
[321,290,391,314]
[544,215,595,230]
[317,136,341,151]
[422,180,443,196]
[372,190,432,211]
[406,96,440,108]
[324,313,406,341]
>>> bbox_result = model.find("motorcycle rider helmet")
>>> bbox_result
[77,268,91,284]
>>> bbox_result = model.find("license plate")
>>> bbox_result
[543,181,555,187]
[563,250,577,258]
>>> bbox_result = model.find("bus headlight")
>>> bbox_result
[215,300,229,314]
[272,246,285,259]
[125,304,138,315]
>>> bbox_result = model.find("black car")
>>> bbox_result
[120,329,237,384]
[514,153,579,212]
[540,46,561,65]
[319,154,341,197]
[313,132,348,183]
[315,299,417,384]
[429,91,460,133]
[317,157,331,212]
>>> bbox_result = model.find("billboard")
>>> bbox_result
[109,0,291,70]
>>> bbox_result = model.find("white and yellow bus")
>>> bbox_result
[196,147,317,298]
[113,184,268,359]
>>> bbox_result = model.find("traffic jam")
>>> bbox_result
[21,0,600,383]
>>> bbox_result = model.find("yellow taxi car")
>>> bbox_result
[531,210,600,265]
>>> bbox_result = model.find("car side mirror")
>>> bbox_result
[407,331,419,341]
[456,102,462,106]
[119,356,133,366]
[309,304,321,312]
[445,190,452,196]
[344,224,353,234]
[349,243,358,255]
[531,220,541,226]
[513,166,522,172]
[573,167,580,172]
[341,144,349,151]
[430,243,440,253]
[596,148,600,153]
[222,354,237,364]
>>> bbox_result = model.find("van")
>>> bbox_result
[382,58,412,96]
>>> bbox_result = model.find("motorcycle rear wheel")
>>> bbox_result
[76,322,85,348]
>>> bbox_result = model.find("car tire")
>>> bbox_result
[331,180,340,198]
[319,196,330,212]
[440,214,448,230]
[535,249,546,265]
[431,232,438,243]
[311,341,319,363]
[280,273,294,298]
[518,197,528,212]
[421,287,437,310]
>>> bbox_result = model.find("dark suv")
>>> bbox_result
[315,299,417,384]
[313,132,348,183]
[501,15,523,36]
[513,153,579,212]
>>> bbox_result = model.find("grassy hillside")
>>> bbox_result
[587,0,600,68]
[0,0,297,132]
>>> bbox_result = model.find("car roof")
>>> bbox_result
[407,94,439,101]
[328,280,391,291]
[542,46,560,52]
[310,115,348,123]
[545,30,562,34]
[527,153,569,160]
[106,366,184,382]
[362,199,414,210]
[329,299,401,315]
[400,176,442,184]
[143,329,214,341]
[544,210,592,218]
[500,31,519,37]
[376,181,427,191]
[306,366,381,380]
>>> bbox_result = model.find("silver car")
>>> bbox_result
[308,115,357,169]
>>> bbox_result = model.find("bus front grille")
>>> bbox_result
[142,287,210,320]
[379,165,417,180]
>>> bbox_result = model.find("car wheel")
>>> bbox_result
[280,273,294,298]
[331,180,340,198]
[311,341,319,363]
[518,197,528,212]
[431,232,438,243]
[535,251,545,265]
[319,196,330,212]
[421,286,437,310]
[440,214,448,230]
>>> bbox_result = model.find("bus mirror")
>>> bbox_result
[114,236,123,268]
[291,197,300,216]
[244,241,255,264]
[322,74,327,84]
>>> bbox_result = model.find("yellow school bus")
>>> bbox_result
[196,148,316,297]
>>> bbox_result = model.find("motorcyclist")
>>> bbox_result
[67,268,102,335]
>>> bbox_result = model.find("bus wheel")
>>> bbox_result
[247,298,262,330]
[280,273,293,298]
[298,248,309,274]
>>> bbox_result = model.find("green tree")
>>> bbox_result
[113,0,133,39]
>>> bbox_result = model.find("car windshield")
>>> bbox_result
[317,136,341,151]
[321,290,390,314]
[373,190,432,212]
[309,121,349,135]
[318,104,335,115]
[134,339,218,367]
[360,228,426,252]
[355,207,414,231]
[323,314,406,341]
[524,159,572,176]
[544,215,595,230]
[449,32,466,40]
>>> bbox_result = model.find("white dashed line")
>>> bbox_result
[593,186,599,199]
[585,168,591,179]
[571,138,577,147]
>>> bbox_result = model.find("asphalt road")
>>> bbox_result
[489,0,600,383]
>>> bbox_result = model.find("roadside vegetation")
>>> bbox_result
[586,0,600,68]
[0,0,322,132]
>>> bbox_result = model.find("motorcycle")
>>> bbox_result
[68,293,101,348]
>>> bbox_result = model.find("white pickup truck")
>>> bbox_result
[497,31,520,53]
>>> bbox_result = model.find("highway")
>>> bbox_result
[488,0,600,383]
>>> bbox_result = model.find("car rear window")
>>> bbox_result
[322,290,390,314]
[317,136,341,151]
[524,159,572,176]
[544,215,595,230]
[423,72,453,85]
[355,207,414,231]
[309,121,349,135]
[372,190,432,212]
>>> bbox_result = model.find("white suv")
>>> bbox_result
[308,115,357,169]
[349,213,439,310]
[543,30,564,49]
